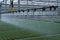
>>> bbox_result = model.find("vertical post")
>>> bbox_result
[3,0,7,5]
[57,0,58,9]
[32,1,34,19]
[18,0,20,12]
[10,0,14,12]
[27,0,28,19]
[5,0,7,5]
[4,0,7,12]
[57,0,59,16]
[0,5,1,20]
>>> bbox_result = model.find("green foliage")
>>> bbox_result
[0,21,37,40]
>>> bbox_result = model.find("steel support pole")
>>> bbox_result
[57,0,59,16]
[3,0,7,4]
[0,3,2,20]
[27,0,28,19]
[32,1,34,19]
[4,0,7,12]
[18,0,20,12]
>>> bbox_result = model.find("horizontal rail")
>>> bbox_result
[0,6,58,14]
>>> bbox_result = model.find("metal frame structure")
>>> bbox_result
[0,0,60,20]
[0,0,59,14]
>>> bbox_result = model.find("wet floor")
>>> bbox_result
[0,12,60,40]
[1,13,60,34]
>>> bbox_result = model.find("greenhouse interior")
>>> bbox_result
[0,0,60,40]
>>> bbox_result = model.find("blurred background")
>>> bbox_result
[0,0,60,40]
